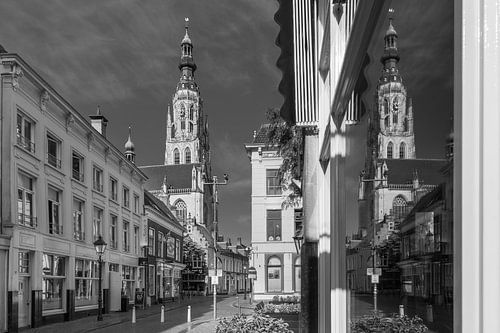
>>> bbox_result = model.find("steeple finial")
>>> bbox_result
[185,17,189,30]
[124,124,136,163]
[96,105,101,115]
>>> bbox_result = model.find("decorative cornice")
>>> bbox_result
[40,90,50,113]
[11,63,23,91]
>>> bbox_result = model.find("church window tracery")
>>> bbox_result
[185,147,191,164]
[387,142,393,159]
[392,195,408,220]
[384,116,390,129]
[393,112,398,125]
[383,98,389,114]
[174,200,187,222]
[174,148,180,164]
[399,142,406,159]
[403,118,409,132]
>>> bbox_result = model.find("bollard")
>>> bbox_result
[237,296,241,314]
[161,305,165,323]
[132,306,136,324]
[426,304,434,323]
[187,305,191,323]
[399,304,405,317]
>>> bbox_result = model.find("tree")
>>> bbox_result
[265,108,304,208]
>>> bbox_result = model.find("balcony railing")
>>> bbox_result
[72,169,84,182]
[49,223,63,235]
[47,154,61,168]
[17,135,35,153]
[18,213,37,228]
[73,228,85,241]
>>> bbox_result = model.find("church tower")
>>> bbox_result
[165,18,210,168]
[374,18,416,160]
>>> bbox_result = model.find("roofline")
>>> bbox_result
[1,53,148,181]
[139,163,201,168]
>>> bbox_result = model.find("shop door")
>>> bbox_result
[18,277,30,327]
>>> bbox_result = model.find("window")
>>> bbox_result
[267,257,282,292]
[110,177,118,201]
[122,186,130,208]
[73,198,85,240]
[18,172,36,227]
[387,142,393,159]
[122,265,136,299]
[393,112,398,124]
[18,252,29,274]
[167,235,175,258]
[47,133,61,168]
[174,148,180,164]
[392,195,408,221]
[72,152,84,182]
[109,263,119,272]
[17,113,35,153]
[75,258,98,307]
[92,166,103,192]
[158,232,165,257]
[266,169,281,195]
[175,200,187,222]
[294,209,303,237]
[399,142,406,159]
[48,187,62,234]
[403,118,409,132]
[294,257,301,292]
[123,221,130,252]
[42,254,65,310]
[133,194,140,214]
[110,215,117,249]
[185,148,191,164]
[189,105,194,120]
[266,210,281,241]
[148,227,155,255]
[93,207,103,241]
[175,238,181,262]
[134,225,140,255]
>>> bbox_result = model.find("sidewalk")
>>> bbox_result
[24,296,206,333]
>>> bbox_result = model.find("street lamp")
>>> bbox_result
[93,235,107,321]
[243,265,247,300]
[358,170,387,314]
[203,173,229,320]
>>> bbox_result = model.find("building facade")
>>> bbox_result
[0,50,147,331]
[245,125,302,301]
[216,237,250,295]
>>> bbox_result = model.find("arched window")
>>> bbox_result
[185,148,191,164]
[393,112,398,124]
[403,118,409,132]
[387,142,393,159]
[392,195,408,220]
[189,105,194,120]
[189,122,193,133]
[383,98,389,114]
[174,149,180,164]
[384,116,390,129]
[399,142,406,159]
[294,257,301,292]
[175,200,187,222]
[267,257,282,292]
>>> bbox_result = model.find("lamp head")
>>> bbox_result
[93,236,107,256]
[223,173,229,182]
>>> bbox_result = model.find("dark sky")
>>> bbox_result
[0,0,282,244]
[0,0,453,242]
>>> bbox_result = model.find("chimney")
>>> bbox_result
[89,105,108,137]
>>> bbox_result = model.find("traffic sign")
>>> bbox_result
[248,266,257,279]
[371,274,379,284]
[217,269,223,277]
[211,276,219,285]
[209,269,216,277]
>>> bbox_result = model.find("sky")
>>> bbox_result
[0,0,282,244]
[0,0,453,243]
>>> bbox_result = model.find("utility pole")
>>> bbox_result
[204,174,229,320]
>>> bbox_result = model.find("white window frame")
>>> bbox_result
[48,186,62,235]
[92,166,103,192]
[16,112,35,153]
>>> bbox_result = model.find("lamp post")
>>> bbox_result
[93,236,107,321]
[203,173,229,320]
[358,170,387,314]
[243,265,247,300]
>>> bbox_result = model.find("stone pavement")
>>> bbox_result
[23,295,212,333]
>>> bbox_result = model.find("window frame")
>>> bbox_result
[46,132,62,169]
[110,177,118,202]
[266,169,281,196]
[266,209,282,241]
[73,198,85,241]
[72,151,85,182]
[17,171,36,228]
[16,112,36,153]
[47,186,63,235]
[92,166,103,193]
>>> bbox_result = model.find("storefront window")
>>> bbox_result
[42,254,65,310]
[75,258,98,307]
[122,265,136,300]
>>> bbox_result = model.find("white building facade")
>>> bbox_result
[245,125,302,301]
[0,51,147,332]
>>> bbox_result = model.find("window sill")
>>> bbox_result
[14,144,39,161]
[42,309,66,316]
[44,162,65,177]
[71,178,87,188]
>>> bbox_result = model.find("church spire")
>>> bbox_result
[379,10,402,85]
[124,125,136,163]
[179,17,197,77]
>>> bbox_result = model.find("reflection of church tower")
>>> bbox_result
[165,18,210,170]
[373,18,416,160]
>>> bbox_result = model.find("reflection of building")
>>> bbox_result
[139,20,215,295]
[144,191,185,304]
[245,125,302,301]
[398,153,453,306]
[350,19,448,295]
[0,48,147,331]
